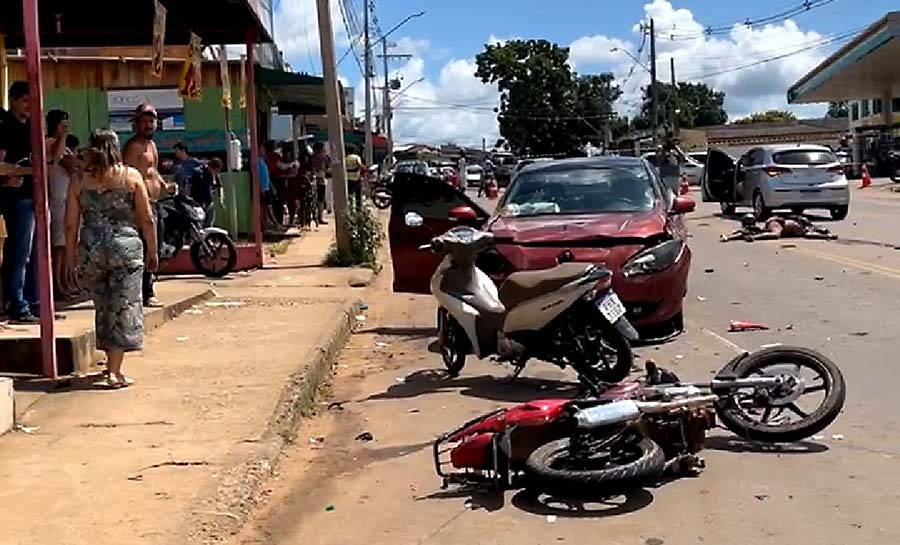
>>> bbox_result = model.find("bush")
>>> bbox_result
[324,204,384,269]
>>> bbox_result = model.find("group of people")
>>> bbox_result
[256,141,367,231]
[0,79,222,388]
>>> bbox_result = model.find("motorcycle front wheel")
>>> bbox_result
[190,232,238,278]
[715,346,846,443]
[372,186,392,209]
[437,307,468,377]
[524,432,665,495]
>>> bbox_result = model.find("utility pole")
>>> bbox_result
[363,1,374,167]
[316,0,350,254]
[378,45,411,165]
[670,56,678,135]
[649,18,658,147]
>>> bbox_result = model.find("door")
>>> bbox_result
[738,148,765,204]
[701,148,736,203]
[389,172,490,294]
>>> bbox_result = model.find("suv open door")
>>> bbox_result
[701,148,737,209]
[389,172,490,294]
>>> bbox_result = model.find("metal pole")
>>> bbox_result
[670,56,678,135]
[382,39,390,164]
[0,35,8,111]
[316,0,351,254]
[23,0,57,379]
[363,1,374,167]
[649,18,658,147]
[246,32,264,262]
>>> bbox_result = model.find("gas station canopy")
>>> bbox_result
[0,0,274,48]
[788,11,900,103]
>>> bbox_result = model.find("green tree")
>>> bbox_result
[827,101,848,118]
[733,110,798,124]
[475,39,621,155]
[634,81,728,130]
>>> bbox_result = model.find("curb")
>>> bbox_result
[185,300,358,543]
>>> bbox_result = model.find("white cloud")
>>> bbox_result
[569,35,631,70]
[272,0,348,73]
[391,37,431,58]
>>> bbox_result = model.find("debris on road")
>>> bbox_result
[176,336,189,342]
[729,320,770,332]
[754,494,770,501]
[781,243,797,249]
[13,424,39,434]
[786,324,795,330]
[812,435,825,441]
[183,308,203,315]
[704,268,715,274]
[375,341,389,348]
[354,315,367,322]
[355,431,374,442]
[395,377,406,384]
[358,303,370,311]
[814,276,825,281]
[407,408,420,414]
[760,343,783,349]
[697,296,707,302]
[546,515,557,523]
[850,331,869,337]
[831,434,845,441]
[308,436,325,444]
[327,401,345,411]
[325,504,336,512]
[205,301,244,308]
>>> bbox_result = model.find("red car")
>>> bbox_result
[388,157,695,341]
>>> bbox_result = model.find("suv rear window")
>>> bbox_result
[773,150,837,165]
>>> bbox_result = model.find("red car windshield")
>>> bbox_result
[500,166,657,217]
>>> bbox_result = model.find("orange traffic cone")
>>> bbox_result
[860,164,872,189]
[679,174,690,195]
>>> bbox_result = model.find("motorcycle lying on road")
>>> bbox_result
[158,193,238,278]
[434,346,846,494]
[405,212,638,393]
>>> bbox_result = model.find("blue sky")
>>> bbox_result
[273,0,895,144]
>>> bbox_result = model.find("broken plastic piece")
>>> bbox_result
[697,296,707,302]
[729,320,770,332]
[831,434,845,441]
[355,431,374,442]
[546,515,557,523]
[354,315,367,322]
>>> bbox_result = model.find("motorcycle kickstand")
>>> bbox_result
[505,362,527,384]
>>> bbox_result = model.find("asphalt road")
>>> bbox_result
[234,185,900,545]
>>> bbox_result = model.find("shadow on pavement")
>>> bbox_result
[365,369,579,404]
[705,435,829,454]
[360,326,438,339]
[418,488,506,513]
[511,488,654,519]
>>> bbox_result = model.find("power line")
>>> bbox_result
[336,0,366,77]
[660,0,836,41]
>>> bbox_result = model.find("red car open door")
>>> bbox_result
[389,172,489,294]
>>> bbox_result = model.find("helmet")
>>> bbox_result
[741,213,756,228]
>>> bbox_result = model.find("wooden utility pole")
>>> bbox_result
[316,0,350,254]
[649,18,658,147]
[378,45,411,166]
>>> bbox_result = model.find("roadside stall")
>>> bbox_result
[0,0,274,378]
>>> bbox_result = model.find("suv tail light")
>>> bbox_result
[826,165,844,174]
[765,166,792,177]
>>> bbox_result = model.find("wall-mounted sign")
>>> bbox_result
[107,88,185,132]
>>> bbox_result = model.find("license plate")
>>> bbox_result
[597,291,626,323]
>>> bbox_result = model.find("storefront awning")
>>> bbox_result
[0,0,274,48]
[788,11,900,103]
[256,66,328,115]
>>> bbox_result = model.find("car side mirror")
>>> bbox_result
[671,196,696,215]
[449,205,478,222]
[404,211,424,227]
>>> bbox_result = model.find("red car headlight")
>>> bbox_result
[622,238,685,278]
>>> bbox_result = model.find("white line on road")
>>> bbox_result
[687,319,747,354]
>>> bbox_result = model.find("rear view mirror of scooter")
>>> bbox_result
[405,211,424,227]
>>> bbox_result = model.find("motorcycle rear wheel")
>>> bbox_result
[190,233,238,278]
[525,433,664,495]
[573,302,634,386]
[715,346,846,443]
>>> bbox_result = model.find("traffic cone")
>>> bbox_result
[860,164,872,189]
[679,174,690,195]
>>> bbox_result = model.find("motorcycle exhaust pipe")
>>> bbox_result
[575,400,641,428]
[634,395,719,414]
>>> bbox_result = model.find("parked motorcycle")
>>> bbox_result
[372,178,392,209]
[434,346,845,493]
[405,212,638,392]
[888,150,900,182]
[158,194,237,278]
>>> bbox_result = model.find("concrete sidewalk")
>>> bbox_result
[0,224,375,545]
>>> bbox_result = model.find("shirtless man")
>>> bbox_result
[721,213,837,242]
[123,103,174,307]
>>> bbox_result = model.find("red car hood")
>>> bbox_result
[487,210,666,243]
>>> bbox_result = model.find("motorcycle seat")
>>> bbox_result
[499,263,593,309]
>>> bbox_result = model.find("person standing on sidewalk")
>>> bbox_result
[46,109,77,300]
[0,81,39,324]
[123,103,171,308]
[64,129,158,388]
[345,145,365,209]
[310,142,329,224]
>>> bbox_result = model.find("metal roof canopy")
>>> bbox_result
[789,11,900,103]
[256,67,327,115]
[0,0,274,48]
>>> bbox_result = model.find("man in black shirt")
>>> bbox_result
[0,81,39,323]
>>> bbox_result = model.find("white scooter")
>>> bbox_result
[405,212,639,392]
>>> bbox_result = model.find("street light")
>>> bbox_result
[390,77,425,104]
[610,47,650,73]
[375,11,426,45]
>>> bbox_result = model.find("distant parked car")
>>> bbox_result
[466,165,484,187]
[395,160,430,176]
[702,144,850,220]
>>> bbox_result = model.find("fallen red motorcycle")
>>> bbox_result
[434,346,845,494]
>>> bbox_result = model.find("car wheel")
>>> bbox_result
[719,201,735,215]
[830,205,849,221]
[753,192,770,221]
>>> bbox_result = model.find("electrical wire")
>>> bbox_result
[660,0,837,41]
[336,0,366,77]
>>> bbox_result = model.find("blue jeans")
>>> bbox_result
[1,198,37,317]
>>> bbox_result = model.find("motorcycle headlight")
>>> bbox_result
[622,238,684,278]
[189,206,206,222]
